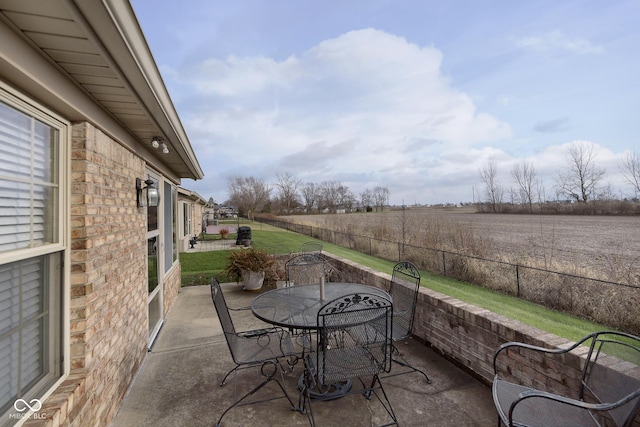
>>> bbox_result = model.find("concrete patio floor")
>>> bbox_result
[112,283,497,426]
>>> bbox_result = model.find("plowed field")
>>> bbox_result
[282,209,640,284]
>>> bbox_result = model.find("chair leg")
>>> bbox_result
[356,375,399,426]
[222,357,294,386]
[390,355,432,383]
[215,361,296,427]
[299,357,317,426]
[383,344,432,383]
[284,353,301,372]
[220,365,241,386]
[369,375,399,426]
[301,381,317,427]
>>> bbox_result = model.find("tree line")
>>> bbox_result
[479,141,640,214]
[225,173,391,219]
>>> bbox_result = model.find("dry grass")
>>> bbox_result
[278,209,640,334]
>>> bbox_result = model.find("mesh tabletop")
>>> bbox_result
[251,283,390,330]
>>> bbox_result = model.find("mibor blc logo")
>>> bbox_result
[10,398,47,420]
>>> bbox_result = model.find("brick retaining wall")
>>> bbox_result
[325,252,640,424]
[323,253,603,395]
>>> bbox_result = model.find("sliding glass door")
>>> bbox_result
[145,173,163,346]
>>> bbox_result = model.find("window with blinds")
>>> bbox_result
[0,95,64,422]
[0,102,58,253]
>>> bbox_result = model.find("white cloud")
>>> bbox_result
[134,0,639,205]
[515,30,604,55]
[177,28,514,203]
[192,55,303,96]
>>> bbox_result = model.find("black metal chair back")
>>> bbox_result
[581,332,640,427]
[210,277,239,357]
[210,277,295,366]
[209,277,296,426]
[285,253,328,286]
[317,292,393,384]
[493,330,640,427]
[301,293,397,426]
[390,261,421,340]
[300,241,323,254]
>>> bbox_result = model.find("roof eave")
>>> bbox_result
[71,0,204,180]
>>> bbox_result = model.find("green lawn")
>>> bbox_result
[180,250,230,285]
[180,224,609,343]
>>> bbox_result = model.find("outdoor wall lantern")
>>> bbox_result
[136,178,160,208]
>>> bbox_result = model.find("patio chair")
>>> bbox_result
[301,292,398,427]
[209,278,297,426]
[384,261,431,383]
[285,253,329,286]
[492,330,640,427]
[300,241,323,254]
[284,253,330,344]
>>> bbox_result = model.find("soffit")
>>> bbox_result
[0,0,203,180]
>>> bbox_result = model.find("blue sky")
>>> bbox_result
[131,0,639,205]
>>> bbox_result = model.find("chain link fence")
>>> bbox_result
[256,216,640,335]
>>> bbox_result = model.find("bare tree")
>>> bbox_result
[274,172,301,214]
[535,178,546,207]
[360,189,372,211]
[226,176,271,220]
[480,157,503,212]
[620,148,640,198]
[511,160,538,213]
[556,141,605,202]
[300,182,319,213]
[372,186,390,212]
[338,185,356,212]
[508,186,518,207]
[318,181,342,213]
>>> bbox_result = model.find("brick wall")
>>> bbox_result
[323,252,629,399]
[163,264,181,317]
[26,123,151,427]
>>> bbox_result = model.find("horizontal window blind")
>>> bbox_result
[0,93,61,422]
[0,101,57,253]
[0,257,45,414]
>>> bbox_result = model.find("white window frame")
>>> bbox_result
[163,181,178,271]
[182,202,191,239]
[0,81,70,424]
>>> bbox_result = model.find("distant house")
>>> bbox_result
[0,2,204,426]
[177,188,207,251]
[217,205,238,218]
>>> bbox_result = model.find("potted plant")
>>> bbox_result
[224,248,278,290]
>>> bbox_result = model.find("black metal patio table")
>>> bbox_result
[251,282,390,331]
[251,282,392,403]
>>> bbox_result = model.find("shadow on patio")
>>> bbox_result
[112,283,496,426]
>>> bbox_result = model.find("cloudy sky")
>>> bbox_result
[131,0,639,205]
